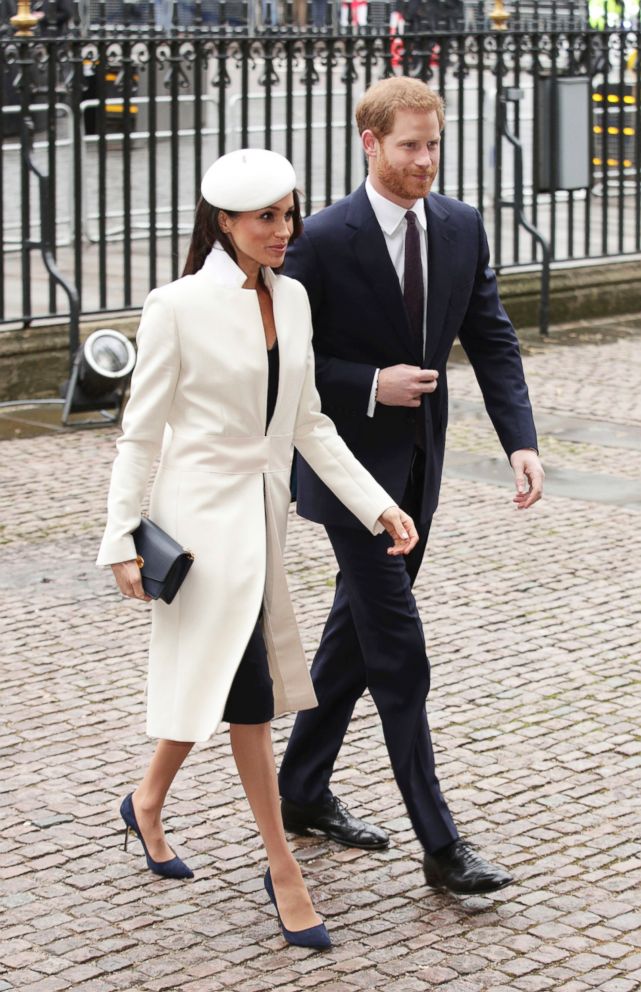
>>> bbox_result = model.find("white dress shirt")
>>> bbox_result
[364,178,428,416]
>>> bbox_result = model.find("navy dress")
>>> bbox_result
[222,341,280,725]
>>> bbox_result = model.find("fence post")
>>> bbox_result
[12,3,37,326]
[489,1,510,31]
[499,88,551,337]
[9,0,39,36]
[11,0,81,367]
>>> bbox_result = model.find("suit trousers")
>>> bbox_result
[279,449,459,853]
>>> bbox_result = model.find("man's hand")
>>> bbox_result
[377,365,439,408]
[510,449,544,509]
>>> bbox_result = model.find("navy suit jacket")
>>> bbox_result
[286,183,538,528]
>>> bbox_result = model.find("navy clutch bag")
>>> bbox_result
[132,517,194,604]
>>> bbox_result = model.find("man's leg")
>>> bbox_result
[280,448,429,810]
[279,521,448,835]
[315,522,459,854]
[279,522,437,850]
[279,568,367,807]
[280,451,514,891]
[279,518,430,807]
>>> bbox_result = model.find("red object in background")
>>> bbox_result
[390,36,405,67]
[388,12,441,71]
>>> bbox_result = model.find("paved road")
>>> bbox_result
[1,313,640,991]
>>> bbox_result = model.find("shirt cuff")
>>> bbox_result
[366,369,380,418]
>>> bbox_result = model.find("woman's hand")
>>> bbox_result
[111,560,152,601]
[378,507,419,556]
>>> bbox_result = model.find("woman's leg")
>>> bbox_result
[230,722,322,932]
[131,739,193,862]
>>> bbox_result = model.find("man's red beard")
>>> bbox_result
[375,150,435,201]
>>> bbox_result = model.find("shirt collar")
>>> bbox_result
[202,242,276,293]
[365,177,427,236]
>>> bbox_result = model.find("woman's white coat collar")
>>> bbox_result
[202,243,277,293]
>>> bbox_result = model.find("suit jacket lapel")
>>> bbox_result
[425,194,454,366]
[346,185,420,363]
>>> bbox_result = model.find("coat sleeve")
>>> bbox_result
[457,210,538,457]
[314,352,378,416]
[96,290,180,566]
[285,227,377,415]
[293,314,393,536]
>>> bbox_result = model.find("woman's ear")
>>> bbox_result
[219,210,230,234]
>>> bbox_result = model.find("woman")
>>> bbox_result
[97,148,418,949]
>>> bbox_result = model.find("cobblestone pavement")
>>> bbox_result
[1,314,641,992]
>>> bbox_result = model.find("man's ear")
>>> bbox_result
[361,129,379,159]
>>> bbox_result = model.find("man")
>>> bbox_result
[280,76,544,895]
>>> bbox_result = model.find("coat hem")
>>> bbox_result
[146,687,318,743]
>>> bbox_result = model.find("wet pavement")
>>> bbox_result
[1,310,640,991]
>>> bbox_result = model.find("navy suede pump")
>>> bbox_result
[264,868,331,950]
[120,793,194,880]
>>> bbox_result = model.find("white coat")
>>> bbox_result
[97,246,393,742]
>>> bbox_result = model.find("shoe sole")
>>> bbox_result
[424,874,514,895]
[283,820,389,851]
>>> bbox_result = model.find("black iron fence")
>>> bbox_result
[2,2,640,329]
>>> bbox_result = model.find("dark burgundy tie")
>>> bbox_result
[403,210,424,356]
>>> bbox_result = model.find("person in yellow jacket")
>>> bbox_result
[588,0,639,29]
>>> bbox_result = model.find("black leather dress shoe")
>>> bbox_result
[281,795,389,850]
[423,840,513,895]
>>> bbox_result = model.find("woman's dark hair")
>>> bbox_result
[182,189,304,277]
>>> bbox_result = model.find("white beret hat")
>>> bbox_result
[201,148,297,211]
